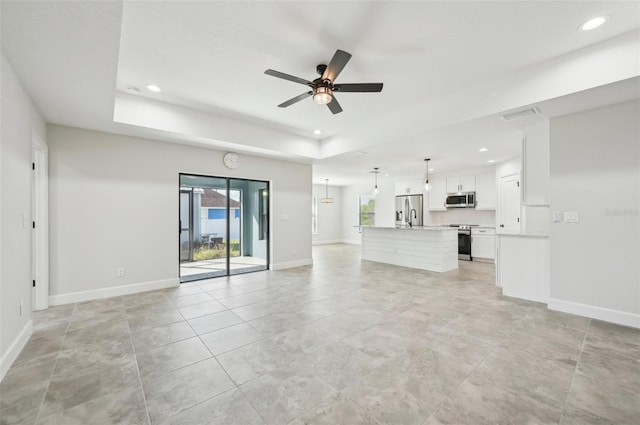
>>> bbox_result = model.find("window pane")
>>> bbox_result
[359,195,375,228]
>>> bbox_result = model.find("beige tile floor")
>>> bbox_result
[1,244,639,425]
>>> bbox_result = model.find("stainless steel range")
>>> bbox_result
[449,224,479,260]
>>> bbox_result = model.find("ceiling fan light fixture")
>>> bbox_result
[313,86,333,105]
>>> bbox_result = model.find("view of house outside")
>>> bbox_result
[359,195,375,228]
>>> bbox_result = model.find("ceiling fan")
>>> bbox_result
[264,49,383,114]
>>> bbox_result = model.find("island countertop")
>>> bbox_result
[361,226,458,272]
[363,225,457,231]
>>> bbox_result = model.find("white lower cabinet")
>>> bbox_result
[471,227,495,260]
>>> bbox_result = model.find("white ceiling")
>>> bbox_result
[2,1,639,186]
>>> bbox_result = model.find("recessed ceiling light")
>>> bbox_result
[146,84,162,92]
[384,174,390,177]
[580,16,609,31]
[488,159,496,163]
[428,168,435,172]
[313,129,322,135]
[479,147,488,152]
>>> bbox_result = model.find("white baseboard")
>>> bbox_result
[312,239,343,246]
[271,258,313,270]
[341,239,361,245]
[1,320,33,381]
[502,288,547,304]
[49,278,179,306]
[548,298,640,329]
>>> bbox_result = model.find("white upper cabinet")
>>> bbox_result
[446,175,475,193]
[395,180,423,195]
[475,172,496,210]
[427,177,447,211]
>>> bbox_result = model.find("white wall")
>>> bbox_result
[48,125,312,304]
[0,53,47,379]
[312,183,343,245]
[549,100,640,327]
[496,157,521,179]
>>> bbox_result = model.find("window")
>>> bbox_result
[311,196,318,234]
[359,195,375,230]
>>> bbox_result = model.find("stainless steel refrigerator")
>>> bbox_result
[395,194,423,227]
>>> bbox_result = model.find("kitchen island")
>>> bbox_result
[361,226,458,272]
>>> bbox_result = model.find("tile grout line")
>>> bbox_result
[166,289,256,422]
[421,333,503,424]
[557,318,592,425]
[132,291,218,423]
[126,305,153,425]
[31,301,77,425]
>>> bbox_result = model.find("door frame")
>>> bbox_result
[179,189,194,263]
[31,130,49,311]
[178,174,270,281]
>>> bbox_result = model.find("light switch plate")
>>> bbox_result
[281,213,289,221]
[564,211,579,223]
[552,212,563,222]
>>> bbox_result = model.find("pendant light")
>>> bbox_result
[370,167,380,194]
[320,179,334,203]
[424,158,431,192]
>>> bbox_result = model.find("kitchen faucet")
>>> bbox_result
[408,208,417,228]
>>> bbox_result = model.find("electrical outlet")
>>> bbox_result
[117,267,125,277]
[564,211,580,223]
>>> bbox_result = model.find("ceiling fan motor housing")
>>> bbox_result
[316,64,328,76]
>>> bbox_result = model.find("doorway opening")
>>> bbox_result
[179,174,269,282]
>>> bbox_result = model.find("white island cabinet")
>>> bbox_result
[361,226,458,272]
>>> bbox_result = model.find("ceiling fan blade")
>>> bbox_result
[278,91,313,108]
[327,96,343,114]
[322,49,352,82]
[265,69,312,86]
[333,83,383,92]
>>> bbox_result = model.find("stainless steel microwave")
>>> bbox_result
[445,192,476,208]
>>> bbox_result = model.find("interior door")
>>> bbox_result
[499,173,521,234]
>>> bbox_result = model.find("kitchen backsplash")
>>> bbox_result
[427,209,495,226]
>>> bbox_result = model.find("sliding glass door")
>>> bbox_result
[179,174,269,282]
